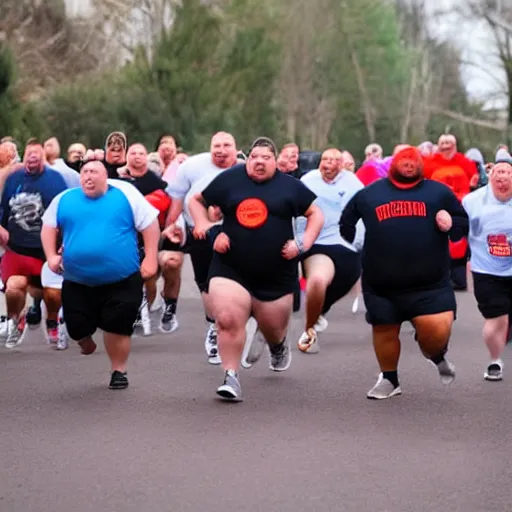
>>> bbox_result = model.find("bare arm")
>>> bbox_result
[141,219,160,262]
[188,193,214,239]
[165,198,184,227]
[41,225,60,260]
[301,204,324,251]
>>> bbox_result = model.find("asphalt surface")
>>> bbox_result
[1,260,511,512]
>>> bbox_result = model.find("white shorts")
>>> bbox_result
[41,262,63,290]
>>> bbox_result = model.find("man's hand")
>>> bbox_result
[208,206,223,222]
[213,232,230,253]
[281,239,300,260]
[436,210,453,232]
[470,173,479,188]
[0,226,9,248]
[48,254,64,274]
[140,256,158,280]
[84,149,105,162]
[162,223,184,245]
[193,221,214,240]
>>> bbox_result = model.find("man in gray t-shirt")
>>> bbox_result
[161,132,238,364]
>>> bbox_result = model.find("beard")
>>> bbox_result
[389,167,422,184]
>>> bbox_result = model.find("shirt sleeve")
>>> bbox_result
[339,192,363,243]
[0,176,13,228]
[201,173,228,209]
[289,178,317,217]
[109,180,159,231]
[42,191,68,228]
[166,160,191,200]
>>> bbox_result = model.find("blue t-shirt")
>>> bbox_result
[42,180,158,286]
[0,166,68,258]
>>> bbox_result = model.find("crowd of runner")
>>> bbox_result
[0,131,510,401]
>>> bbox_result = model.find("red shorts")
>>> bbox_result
[1,250,44,284]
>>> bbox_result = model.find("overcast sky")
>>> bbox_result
[65,0,507,109]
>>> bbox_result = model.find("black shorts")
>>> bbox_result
[208,253,296,302]
[160,226,217,293]
[473,272,512,319]
[302,244,361,314]
[363,282,457,326]
[62,272,143,340]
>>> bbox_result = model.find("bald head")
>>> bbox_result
[438,134,457,159]
[210,131,237,169]
[67,143,86,163]
[80,160,108,198]
[127,143,148,175]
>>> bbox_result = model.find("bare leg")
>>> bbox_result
[103,331,131,373]
[482,315,508,361]
[5,276,28,320]
[209,277,251,372]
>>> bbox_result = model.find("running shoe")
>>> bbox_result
[109,371,129,390]
[159,303,179,334]
[484,360,503,381]
[434,359,456,385]
[314,315,328,332]
[216,370,242,402]
[269,338,292,372]
[367,373,402,400]
[205,323,221,365]
[297,328,319,354]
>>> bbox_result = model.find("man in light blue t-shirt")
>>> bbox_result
[41,160,160,390]
[463,159,512,381]
[294,148,365,353]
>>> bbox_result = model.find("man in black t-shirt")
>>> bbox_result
[188,137,324,402]
[339,146,469,400]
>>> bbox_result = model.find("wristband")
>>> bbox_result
[294,237,305,255]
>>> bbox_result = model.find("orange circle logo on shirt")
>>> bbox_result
[236,198,268,228]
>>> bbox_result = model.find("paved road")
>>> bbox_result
[1,259,511,512]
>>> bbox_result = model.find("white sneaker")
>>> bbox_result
[5,320,25,349]
[0,318,9,340]
[150,295,164,313]
[434,359,456,385]
[367,373,402,400]
[313,315,328,333]
[297,328,319,354]
[56,322,68,351]
[241,317,258,369]
[351,297,359,313]
[205,323,221,365]
[484,359,503,381]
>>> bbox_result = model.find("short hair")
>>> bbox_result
[25,137,41,147]
[250,137,277,157]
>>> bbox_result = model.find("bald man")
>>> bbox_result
[295,149,364,353]
[162,132,239,363]
[41,160,160,389]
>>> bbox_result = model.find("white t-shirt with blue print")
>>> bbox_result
[462,185,512,277]
[42,179,158,286]
[295,169,365,252]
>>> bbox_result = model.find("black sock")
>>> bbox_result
[430,353,446,365]
[206,316,215,324]
[383,371,399,388]
[429,345,448,365]
[33,297,42,309]
[164,297,177,312]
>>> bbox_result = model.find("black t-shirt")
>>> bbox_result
[339,178,469,293]
[104,160,126,180]
[202,164,316,280]
[119,171,167,196]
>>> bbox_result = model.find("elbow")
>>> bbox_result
[339,221,356,243]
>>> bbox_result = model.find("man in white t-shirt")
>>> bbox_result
[462,159,512,381]
[161,132,238,364]
[293,148,364,353]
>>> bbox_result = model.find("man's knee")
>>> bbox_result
[306,272,331,291]
[160,252,184,272]
[6,275,29,293]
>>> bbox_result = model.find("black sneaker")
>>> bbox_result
[26,303,42,326]
[109,371,129,390]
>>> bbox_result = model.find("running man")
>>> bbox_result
[162,131,238,364]
[295,148,364,353]
[41,160,160,389]
[339,146,469,399]
[188,137,324,402]
[462,159,512,381]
